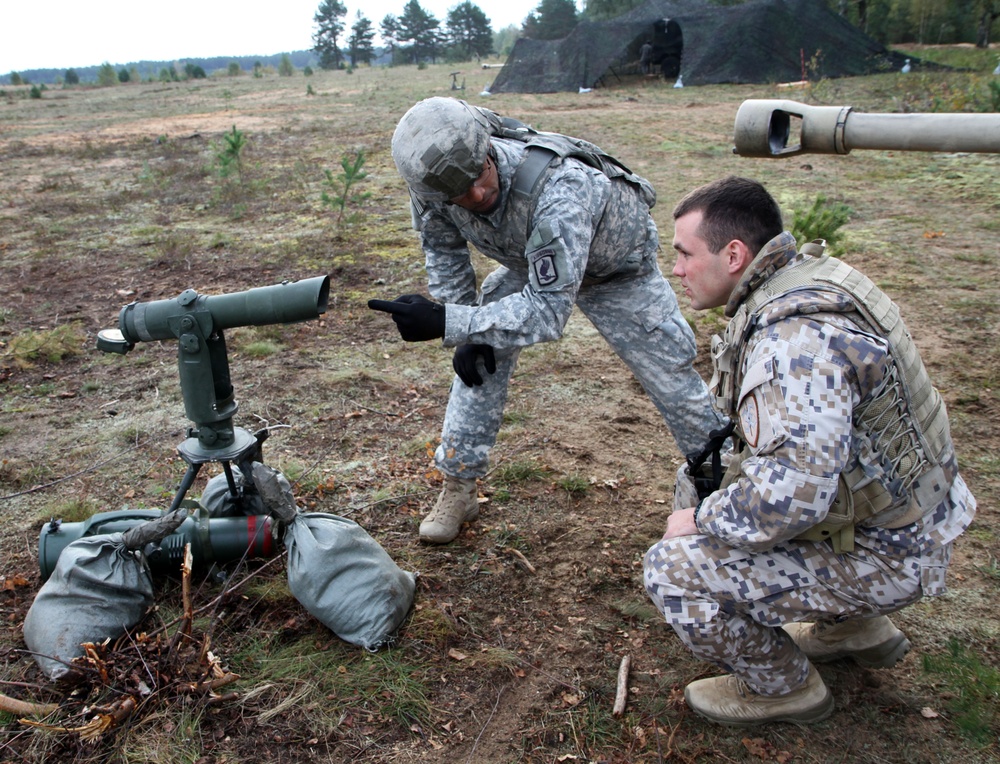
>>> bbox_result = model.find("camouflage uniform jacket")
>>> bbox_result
[696,232,975,564]
[416,138,653,348]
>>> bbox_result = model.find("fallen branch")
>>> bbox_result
[0,692,58,717]
[507,548,536,575]
[613,654,631,716]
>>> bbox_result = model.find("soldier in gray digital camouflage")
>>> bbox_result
[368,96,727,544]
[644,175,976,726]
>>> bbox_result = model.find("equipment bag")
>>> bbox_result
[284,513,417,650]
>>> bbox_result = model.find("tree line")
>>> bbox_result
[314,0,998,72]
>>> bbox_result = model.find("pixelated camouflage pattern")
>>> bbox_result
[418,138,725,477]
[391,98,492,202]
[644,232,976,695]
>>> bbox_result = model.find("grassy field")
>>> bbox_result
[1,56,998,763]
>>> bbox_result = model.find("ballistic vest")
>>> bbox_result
[711,242,956,552]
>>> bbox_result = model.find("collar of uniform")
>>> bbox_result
[724,231,801,318]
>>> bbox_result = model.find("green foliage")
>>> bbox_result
[314,0,348,70]
[555,473,590,494]
[63,68,79,85]
[400,0,442,64]
[321,150,372,225]
[252,61,263,78]
[158,67,176,82]
[29,85,42,99]
[4,324,83,367]
[9,71,23,86]
[306,83,316,96]
[118,68,130,83]
[97,62,117,87]
[184,63,207,80]
[789,194,852,256]
[524,0,579,40]
[278,53,295,77]
[894,72,1000,113]
[227,61,241,77]
[922,639,1000,745]
[348,11,377,66]
[303,65,314,76]
[216,125,247,183]
[493,458,549,486]
[446,1,494,59]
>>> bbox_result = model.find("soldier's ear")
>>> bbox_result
[724,239,754,274]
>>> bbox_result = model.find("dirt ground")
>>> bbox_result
[0,65,998,763]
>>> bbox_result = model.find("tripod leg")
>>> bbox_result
[167,462,203,512]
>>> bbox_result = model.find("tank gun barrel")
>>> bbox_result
[733,99,1000,158]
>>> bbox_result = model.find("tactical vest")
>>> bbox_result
[478,108,657,210]
[711,242,956,552]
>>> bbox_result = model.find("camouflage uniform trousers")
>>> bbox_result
[434,254,726,478]
[643,532,946,695]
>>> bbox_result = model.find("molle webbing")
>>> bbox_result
[730,244,955,539]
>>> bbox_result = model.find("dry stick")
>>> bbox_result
[0,692,58,717]
[507,547,536,574]
[612,654,631,717]
[167,544,196,656]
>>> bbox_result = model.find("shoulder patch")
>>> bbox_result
[531,250,559,286]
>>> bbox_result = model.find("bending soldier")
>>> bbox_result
[644,176,976,726]
[369,97,727,544]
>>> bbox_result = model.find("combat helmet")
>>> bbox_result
[392,97,492,202]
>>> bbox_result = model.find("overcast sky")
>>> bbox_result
[2,0,543,74]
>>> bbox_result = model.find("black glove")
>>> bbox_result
[453,344,496,387]
[367,294,446,342]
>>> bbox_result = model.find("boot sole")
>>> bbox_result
[687,692,835,728]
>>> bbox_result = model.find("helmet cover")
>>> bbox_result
[392,97,491,201]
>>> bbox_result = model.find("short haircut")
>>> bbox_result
[672,176,783,255]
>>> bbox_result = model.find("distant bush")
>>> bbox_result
[29,85,42,99]
[9,72,22,86]
[304,66,314,76]
[227,62,241,77]
[118,68,130,83]
[279,54,294,77]
[97,62,117,87]
[64,69,79,85]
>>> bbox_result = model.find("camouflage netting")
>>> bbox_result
[489,0,916,92]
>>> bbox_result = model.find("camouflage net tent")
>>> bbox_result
[489,0,911,92]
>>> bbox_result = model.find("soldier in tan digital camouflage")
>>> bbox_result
[368,97,727,544]
[644,176,976,726]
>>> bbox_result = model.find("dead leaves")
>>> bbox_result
[742,736,795,762]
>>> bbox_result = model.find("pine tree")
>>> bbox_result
[446,1,494,59]
[348,12,377,66]
[313,0,348,70]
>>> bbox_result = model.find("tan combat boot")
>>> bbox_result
[782,616,911,668]
[419,476,480,544]
[684,664,834,727]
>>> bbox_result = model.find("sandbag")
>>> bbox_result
[23,509,187,680]
[199,468,265,517]
[284,513,417,650]
[24,535,154,680]
[250,462,416,650]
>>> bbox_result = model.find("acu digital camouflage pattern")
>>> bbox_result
[415,137,725,478]
[644,232,976,696]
